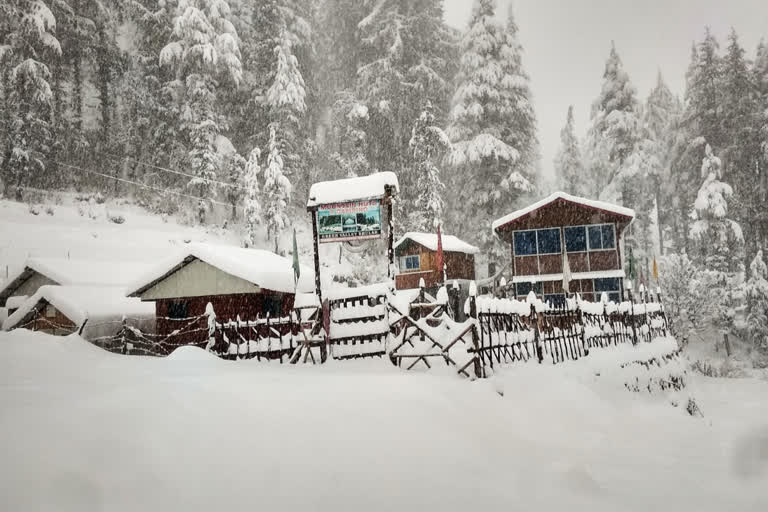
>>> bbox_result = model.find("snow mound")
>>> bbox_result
[166,345,217,362]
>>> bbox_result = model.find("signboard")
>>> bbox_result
[317,200,383,243]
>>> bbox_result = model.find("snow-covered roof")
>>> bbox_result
[324,282,391,302]
[0,258,152,306]
[5,295,28,310]
[127,244,314,297]
[3,285,155,331]
[394,232,479,255]
[307,172,399,208]
[492,192,635,232]
[511,269,626,284]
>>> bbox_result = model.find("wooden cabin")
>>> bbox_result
[2,285,155,340]
[492,192,635,305]
[0,258,149,313]
[127,244,313,343]
[394,232,479,291]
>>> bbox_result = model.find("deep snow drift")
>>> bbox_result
[0,330,766,512]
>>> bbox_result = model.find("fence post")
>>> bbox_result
[723,333,732,357]
[628,289,638,346]
[532,304,543,364]
[121,316,127,355]
[468,282,482,377]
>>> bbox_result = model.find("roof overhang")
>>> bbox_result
[511,269,626,284]
[0,267,39,307]
[493,192,635,242]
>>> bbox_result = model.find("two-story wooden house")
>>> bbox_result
[394,232,478,291]
[492,192,635,304]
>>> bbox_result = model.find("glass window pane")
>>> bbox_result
[405,255,419,269]
[608,292,621,304]
[537,228,561,254]
[514,231,537,256]
[588,226,603,250]
[594,278,620,292]
[601,224,615,249]
[564,226,587,252]
[545,294,566,307]
[516,282,542,297]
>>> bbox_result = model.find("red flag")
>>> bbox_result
[436,224,445,284]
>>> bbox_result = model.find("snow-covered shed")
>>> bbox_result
[493,192,635,304]
[2,285,155,341]
[0,257,150,311]
[127,244,313,341]
[394,232,479,291]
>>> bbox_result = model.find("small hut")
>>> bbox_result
[127,244,313,342]
[0,258,149,314]
[394,232,479,291]
[2,285,155,341]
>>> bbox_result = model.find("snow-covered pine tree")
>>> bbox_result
[755,40,768,256]
[584,42,641,200]
[266,31,307,201]
[446,0,533,255]
[498,5,538,183]
[242,147,262,248]
[262,125,292,251]
[0,0,62,193]
[745,251,768,353]
[409,103,450,232]
[355,0,455,178]
[720,29,762,267]
[644,71,680,254]
[160,0,243,221]
[554,106,584,195]
[690,144,744,273]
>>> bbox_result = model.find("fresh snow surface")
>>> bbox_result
[394,232,479,254]
[1,329,766,511]
[492,191,636,232]
[2,285,155,337]
[127,243,314,296]
[511,269,626,283]
[1,257,151,292]
[307,171,399,207]
[325,282,391,301]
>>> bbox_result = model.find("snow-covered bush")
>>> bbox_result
[107,212,126,225]
[28,204,40,216]
[45,206,54,216]
[745,251,768,353]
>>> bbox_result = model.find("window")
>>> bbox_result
[537,228,561,255]
[399,255,420,271]
[564,226,587,252]
[45,304,56,318]
[544,294,566,307]
[264,294,283,317]
[515,282,542,298]
[594,278,621,303]
[168,301,189,319]
[514,231,537,256]
[588,224,616,250]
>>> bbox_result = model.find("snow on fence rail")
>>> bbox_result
[327,284,391,360]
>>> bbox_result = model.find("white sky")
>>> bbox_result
[444,0,768,179]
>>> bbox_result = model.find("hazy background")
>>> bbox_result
[444,0,768,180]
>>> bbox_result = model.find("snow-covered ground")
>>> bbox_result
[1,330,766,512]
[0,196,371,290]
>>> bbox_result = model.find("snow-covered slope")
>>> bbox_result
[0,197,374,292]
[0,330,766,512]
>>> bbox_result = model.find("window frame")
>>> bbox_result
[513,229,538,256]
[564,226,588,253]
[512,228,563,257]
[399,254,420,272]
[587,223,617,252]
[593,278,622,303]
[536,228,562,256]
[167,300,189,320]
